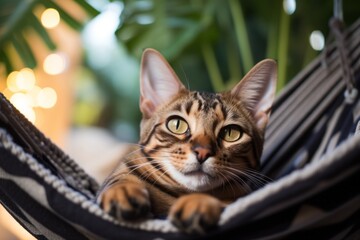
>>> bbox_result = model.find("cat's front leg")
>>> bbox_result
[98,175,151,221]
[168,193,225,234]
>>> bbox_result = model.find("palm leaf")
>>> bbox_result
[29,13,56,51]
[0,0,100,76]
[117,0,218,59]
[12,32,36,68]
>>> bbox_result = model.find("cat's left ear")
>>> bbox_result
[140,48,185,118]
[231,59,277,132]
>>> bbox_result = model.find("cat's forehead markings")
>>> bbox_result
[185,101,193,115]
[185,91,229,120]
[172,103,182,112]
[194,92,218,111]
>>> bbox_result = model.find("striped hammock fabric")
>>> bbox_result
[0,18,359,240]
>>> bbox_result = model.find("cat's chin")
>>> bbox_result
[171,169,222,191]
[164,155,222,191]
[182,171,218,191]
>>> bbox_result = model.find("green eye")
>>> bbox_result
[167,117,189,134]
[220,125,243,142]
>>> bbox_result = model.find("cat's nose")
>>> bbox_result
[192,145,213,163]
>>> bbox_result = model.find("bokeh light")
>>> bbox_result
[283,0,296,15]
[6,71,21,92]
[43,53,67,75]
[37,87,57,109]
[28,86,42,107]
[4,67,58,123]
[17,68,36,91]
[6,68,36,92]
[10,93,36,123]
[309,30,325,51]
[41,8,60,29]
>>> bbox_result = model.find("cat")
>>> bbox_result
[97,48,277,234]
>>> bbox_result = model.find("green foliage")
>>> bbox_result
[113,0,359,92]
[0,0,99,74]
[1,0,359,138]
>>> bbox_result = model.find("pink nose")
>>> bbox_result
[192,146,213,163]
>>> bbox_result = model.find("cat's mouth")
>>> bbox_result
[180,168,220,191]
[185,170,208,177]
[182,161,216,178]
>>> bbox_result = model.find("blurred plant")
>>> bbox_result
[1,0,359,138]
[0,0,99,74]
[114,0,359,92]
[116,0,288,92]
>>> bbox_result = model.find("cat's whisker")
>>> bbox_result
[126,162,156,175]
[123,146,175,160]
[222,169,252,194]
[223,166,271,187]
[128,162,168,185]
[242,171,272,188]
[179,65,191,91]
[243,169,273,182]
[217,170,239,199]
[125,159,164,176]
[138,165,163,182]
[123,155,170,165]
[224,169,263,191]
[226,166,272,184]
[122,143,182,161]
[151,167,173,187]
[123,148,144,159]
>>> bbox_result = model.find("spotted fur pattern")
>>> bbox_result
[97,49,277,234]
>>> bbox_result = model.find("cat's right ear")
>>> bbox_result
[231,59,277,132]
[140,48,185,118]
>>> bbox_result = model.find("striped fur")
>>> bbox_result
[97,49,277,233]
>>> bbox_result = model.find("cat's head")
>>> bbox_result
[138,48,276,192]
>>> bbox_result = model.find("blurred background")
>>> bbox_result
[0,0,359,239]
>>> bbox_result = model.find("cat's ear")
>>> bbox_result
[140,48,185,118]
[231,59,277,132]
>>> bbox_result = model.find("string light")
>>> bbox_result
[41,8,60,29]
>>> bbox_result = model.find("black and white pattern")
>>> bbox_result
[1,18,360,240]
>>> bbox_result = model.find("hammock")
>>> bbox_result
[1,17,359,240]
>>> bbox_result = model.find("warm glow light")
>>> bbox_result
[310,30,325,51]
[18,68,36,91]
[37,87,57,109]
[41,8,60,29]
[10,93,29,108]
[5,68,58,124]
[10,93,36,123]
[7,71,21,92]
[6,69,36,92]
[28,86,41,107]
[43,53,67,75]
[19,106,36,124]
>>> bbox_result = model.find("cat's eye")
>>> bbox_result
[167,117,189,135]
[219,125,243,142]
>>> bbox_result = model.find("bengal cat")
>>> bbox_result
[97,48,277,234]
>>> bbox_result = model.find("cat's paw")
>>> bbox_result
[99,182,151,221]
[168,193,224,234]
